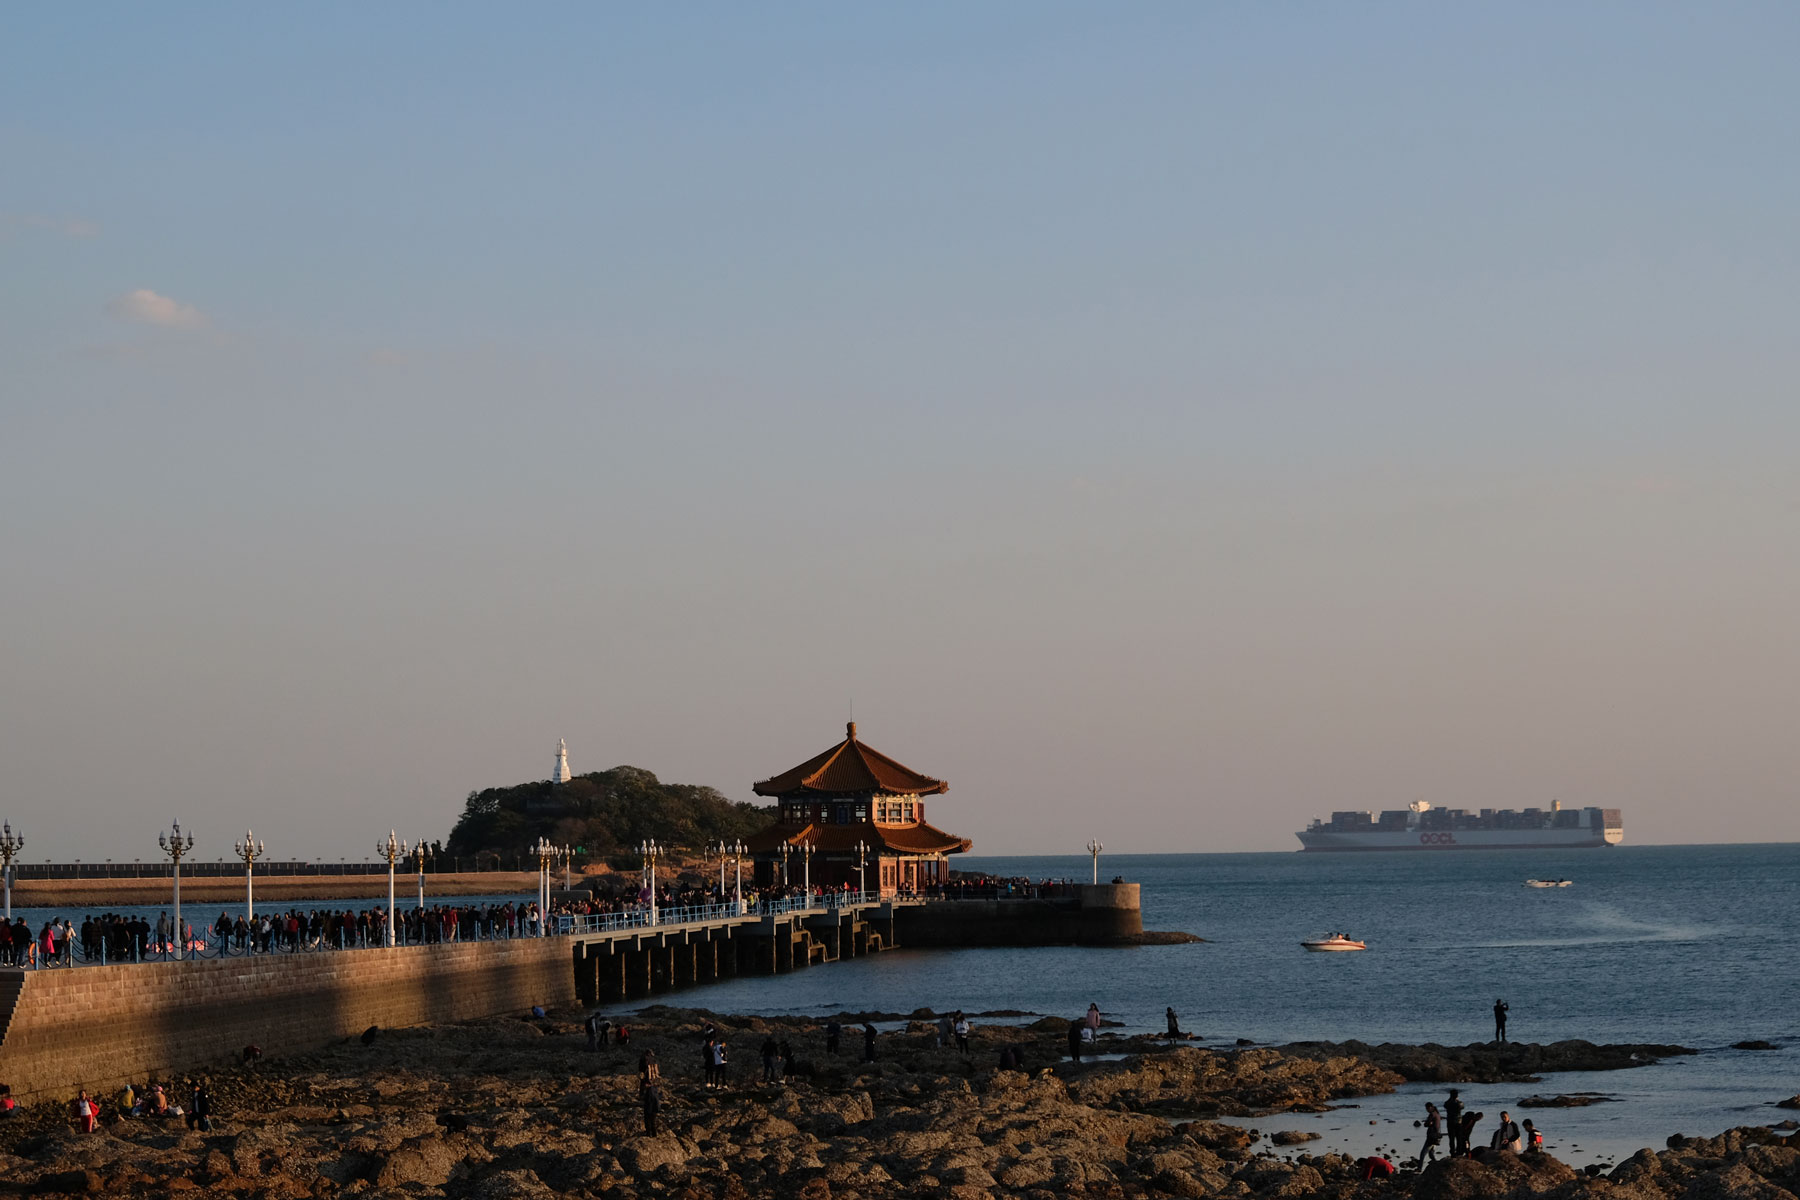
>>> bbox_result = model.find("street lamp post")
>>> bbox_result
[799,838,814,906]
[855,839,869,900]
[638,839,661,925]
[715,840,727,898]
[1086,838,1104,885]
[0,823,23,921]
[562,844,573,892]
[158,821,197,958]
[534,837,557,934]
[411,838,429,910]
[730,839,746,913]
[376,831,407,946]
[778,842,790,887]
[234,829,265,921]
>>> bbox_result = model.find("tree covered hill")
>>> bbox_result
[445,766,774,866]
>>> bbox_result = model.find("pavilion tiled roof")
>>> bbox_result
[752,722,948,798]
[744,821,972,857]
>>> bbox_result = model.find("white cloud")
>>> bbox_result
[108,288,208,329]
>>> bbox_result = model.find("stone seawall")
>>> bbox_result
[0,938,576,1101]
[896,883,1143,946]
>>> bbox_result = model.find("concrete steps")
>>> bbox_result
[0,969,25,1048]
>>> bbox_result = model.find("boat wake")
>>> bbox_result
[1467,904,1715,949]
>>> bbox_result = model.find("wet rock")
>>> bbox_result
[1685,1162,1800,1200]
[617,1133,699,1175]
[1414,1151,1577,1200]
[1733,1042,1780,1051]
[1520,1094,1617,1107]
[1271,1130,1321,1145]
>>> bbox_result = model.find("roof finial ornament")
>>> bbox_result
[846,720,857,738]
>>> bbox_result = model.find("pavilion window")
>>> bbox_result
[855,803,869,821]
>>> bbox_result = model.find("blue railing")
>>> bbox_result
[7,891,902,969]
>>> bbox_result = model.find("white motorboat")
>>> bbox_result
[1301,933,1367,952]
[1524,879,1573,888]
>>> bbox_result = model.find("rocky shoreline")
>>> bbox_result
[0,1007,1790,1200]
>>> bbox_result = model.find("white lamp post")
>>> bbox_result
[562,844,573,892]
[855,839,869,900]
[376,831,407,945]
[1086,838,1104,885]
[778,841,790,887]
[799,838,814,906]
[534,837,557,933]
[715,839,728,898]
[234,829,265,922]
[638,838,661,925]
[158,821,196,958]
[730,839,746,912]
[0,823,23,920]
[411,837,430,910]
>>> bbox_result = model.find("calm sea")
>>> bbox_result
[599,843,1800,1166]
[12,845,1797,1163]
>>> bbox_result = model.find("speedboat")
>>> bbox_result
[1301,933,1366,952]
[1524,879,1573,888]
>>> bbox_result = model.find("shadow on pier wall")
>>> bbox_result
[0,940,577,1102]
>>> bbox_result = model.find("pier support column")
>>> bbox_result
[574,944,600,1005]
[625,947,652,999]
[674,940,696,987]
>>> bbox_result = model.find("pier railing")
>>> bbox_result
[2,890,888,970]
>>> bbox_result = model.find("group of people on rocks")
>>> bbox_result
[61,1079,214,1133]
[1419,1088,1543,1164]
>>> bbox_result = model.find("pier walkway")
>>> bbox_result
[561,892,921,1003]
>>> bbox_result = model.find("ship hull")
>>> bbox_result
[1295,828,1620,852]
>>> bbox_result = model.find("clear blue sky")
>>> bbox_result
[3,4,1797,860]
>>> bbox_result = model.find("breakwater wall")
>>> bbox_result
[0,938,576,1101]
[0,886,1148,1100]
[896,883,1143,946]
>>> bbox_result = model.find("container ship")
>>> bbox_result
[1296,800,1622,851]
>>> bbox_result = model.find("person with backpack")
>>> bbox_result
[1522,1119,1543,1151]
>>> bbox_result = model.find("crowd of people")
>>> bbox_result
[6,900,562,966]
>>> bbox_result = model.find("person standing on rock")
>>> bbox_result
[825,1020,841,1055]
[1420,1101,1443,1164]
[1443,1089,1464,1155]
[1494,998,1509,1043]
[702,1034,717,1088]
[761,1037,780,1083]
[1166,1007,1181,1039]
[936,1013,953,1048]
[638,1051,661,1136]
[862,1022,878,1063]
[1086,1003,1102,1035]
[953,1013,971,1056]
[1490,1111,1522,1154]
[74,1090,97,1133]
[1067,1020,1085,1062]
[1521,1119,1542,1152]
